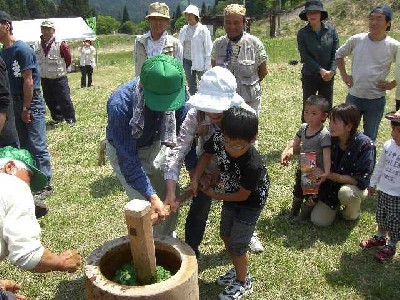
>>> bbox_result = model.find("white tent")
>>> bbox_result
[12,17,96,43]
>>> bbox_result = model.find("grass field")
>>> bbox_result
[1,2,400,299]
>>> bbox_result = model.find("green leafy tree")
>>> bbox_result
[122,5,130,23]
[96,15,120,35]
[201,2,207,15]
[119,20,135,34]
[7,0,30,19]
[0,0,9,13]
[58,0,95,18]
[171,4,181,28]
[174,16,186,32]
[26,0,46,18]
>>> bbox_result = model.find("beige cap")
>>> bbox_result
[224,4,246,16]
[146,2,170,19]
[41,19,55,29]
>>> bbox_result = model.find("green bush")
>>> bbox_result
[97,15,120,35]
[119,21,136,35]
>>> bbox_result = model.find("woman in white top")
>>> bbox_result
[178,5,212,95]
[78,39,96,87]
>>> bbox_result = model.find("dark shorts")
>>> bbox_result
[220,203,263,256]
[376,191,400,241]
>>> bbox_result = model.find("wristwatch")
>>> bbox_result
[22,105,31,111]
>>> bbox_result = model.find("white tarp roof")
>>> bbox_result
[12,17,96,43]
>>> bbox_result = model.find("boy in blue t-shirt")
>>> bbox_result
[190,106,270,300]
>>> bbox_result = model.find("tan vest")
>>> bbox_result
[36,40,67,79]
[135,34,178,76]
[213,34,260,85]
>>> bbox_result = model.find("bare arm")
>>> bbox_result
[204,186,251,202]
[31,249,81,273]
[280,135,301,166]
[258,61,267,82]
[21,69,34,124]
[336,57,353,87]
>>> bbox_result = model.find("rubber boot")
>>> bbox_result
[294,203,313,222]
[290,197,302,217]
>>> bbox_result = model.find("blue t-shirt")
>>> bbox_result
[0,40,41,95]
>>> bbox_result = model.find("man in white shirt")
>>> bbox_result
[336,4,400,143]
[0,146,81,299]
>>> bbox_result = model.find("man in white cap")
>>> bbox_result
[35,19,76,126]
[178,4,212,95]
[134,2,183,76]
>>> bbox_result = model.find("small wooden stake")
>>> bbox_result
[124,199,156,285]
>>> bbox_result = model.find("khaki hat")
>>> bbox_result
[41,19,55,29]
[146,2,170,19]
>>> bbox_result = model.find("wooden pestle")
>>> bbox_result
[124,190,193,284]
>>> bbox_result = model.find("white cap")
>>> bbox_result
[187,66,249,113]
[183,5,200,18]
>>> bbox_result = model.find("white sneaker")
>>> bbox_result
[249,234,264,253]
[217,277,253,300]
[170,231,177,238]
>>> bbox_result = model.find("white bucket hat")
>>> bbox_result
[187,66,248,113]
[183,5,200,18]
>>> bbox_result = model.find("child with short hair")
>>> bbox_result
[281,95,331,220]
[190,106,270,300]
[360,111,400,263]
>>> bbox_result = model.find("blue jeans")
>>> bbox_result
[13,91,52,181]
[185,191,212,254]
[346,94,385,143]
[183,59,204,95]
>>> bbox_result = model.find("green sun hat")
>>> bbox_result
[140,54,186,112]
[0,146,47,192]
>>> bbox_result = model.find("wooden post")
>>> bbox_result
[124,199,156,285]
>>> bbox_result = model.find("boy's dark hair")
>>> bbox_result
[391,121,400,127]
[304,95,330,113]
[330,103,361,139]
[221,107,258,142]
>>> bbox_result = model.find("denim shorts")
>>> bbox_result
[220,203,263,256]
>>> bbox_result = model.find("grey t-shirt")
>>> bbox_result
[296,123,331,170]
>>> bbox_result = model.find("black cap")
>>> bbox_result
[299,1,328,22]
[0,11,12,23]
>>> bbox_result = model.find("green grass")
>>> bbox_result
[1,4,400,299]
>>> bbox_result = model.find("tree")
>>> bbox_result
[57,0,94,18]
[121,5,130,23]
[201,2,207,15]
[26,0,46,18]
[7,0,30,19]
[0,0,9,14]
[119,21,135,34]
[174,16,186,32]
[96,15,120,35]
[171,5,181,29]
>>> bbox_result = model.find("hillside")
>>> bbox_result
[89,0,214,22]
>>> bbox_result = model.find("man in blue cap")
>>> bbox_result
[0,146,81,300]
[336,4,400,143]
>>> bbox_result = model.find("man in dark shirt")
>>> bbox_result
[0,56,18,147]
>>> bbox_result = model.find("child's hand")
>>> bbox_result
[189,179,199,197]
[368,187,376,196]
[202,187,216,198]
[316,172,329,184]
[280,150,292,166]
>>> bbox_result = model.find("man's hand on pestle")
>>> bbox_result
[149,194,166,225]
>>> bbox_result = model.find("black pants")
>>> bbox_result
[41,76,76,122]
[80,65,93,87]
[301,74,334,121]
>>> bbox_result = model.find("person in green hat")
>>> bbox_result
[0,146,81,300]
[105,54,195,238]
